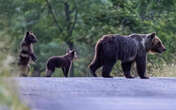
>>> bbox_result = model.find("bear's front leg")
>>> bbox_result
[62,66,70,77]
[136,55,149,79]
[121,62,134,79]
[30,53,37,62]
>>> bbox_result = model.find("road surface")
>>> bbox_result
[16,77,176,110]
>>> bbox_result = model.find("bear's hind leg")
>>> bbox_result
[102,62,115,78]
[89,61,102,77]
[46,69,54,77]
[20,65,30,77]
[121,62,134,79]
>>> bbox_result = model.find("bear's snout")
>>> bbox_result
[159,47,166,53]
[33,38,38,43]
[163,48,166,52]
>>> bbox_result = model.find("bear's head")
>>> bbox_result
[146,32,166,53]
[66,49,78,60]
[24,32,38,44]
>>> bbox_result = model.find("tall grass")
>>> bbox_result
[108,62,176,77]
[0,33,29,110]
[0,78,29,110]
[150,64,176,77]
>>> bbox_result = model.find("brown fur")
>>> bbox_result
[18,32,37,76]
[89,32,166,79]
[46,50,77,77]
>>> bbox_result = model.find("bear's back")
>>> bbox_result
[101,34,138,62]
[47,56,66,67]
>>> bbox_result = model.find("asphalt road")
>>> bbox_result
[16,77,176,110]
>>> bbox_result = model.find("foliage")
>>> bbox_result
[0,0,176,77]
[0,78,29,110]
[0,33,29,110]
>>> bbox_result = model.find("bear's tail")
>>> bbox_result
[89,39,103,68]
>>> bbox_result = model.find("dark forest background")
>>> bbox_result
[0,0,176,77]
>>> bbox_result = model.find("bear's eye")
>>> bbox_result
[158,42,161,45]
[156,42,161,47]
[31,36,35,39]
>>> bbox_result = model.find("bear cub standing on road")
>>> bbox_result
[18,32,38,76]
[46,50,77,77]
[89,32,166,79]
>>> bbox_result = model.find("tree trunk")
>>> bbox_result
[67,41,74,77]
[45,0,78,77]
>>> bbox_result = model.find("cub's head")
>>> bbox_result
[24,32,38,44]
[66,49,78,60]
[146,32,166,53]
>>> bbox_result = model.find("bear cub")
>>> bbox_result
[89,32,166,79]
[46,50,77,77]
[18,32,38,76]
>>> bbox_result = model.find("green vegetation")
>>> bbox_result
[0,34,29,110]
[0,0,176,77]
[0,78,29,110]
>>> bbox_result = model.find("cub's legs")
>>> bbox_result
[62,65,70,77]
[121,62,134,78]
[46,69,54,77]
[19,64,30,77]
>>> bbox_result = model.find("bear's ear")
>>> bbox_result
[71,49,76,54]
[148,32,156,40]
[72,49,75,52]
[71,50,75,54]
[26,32,30,36]
[25,32,29,38]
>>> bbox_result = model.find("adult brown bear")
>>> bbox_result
[89,32,166,79]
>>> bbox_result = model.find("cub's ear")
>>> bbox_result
[25,32,29,38]
[26,32,29,35]
[148,32,156,40]
[71,50,75,54]
[26,32,30,37]
[72,49,75,52]
[70,50,76,55]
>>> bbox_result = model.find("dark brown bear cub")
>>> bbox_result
[46,50,77,77]
[18,32,38,76]
[89,32,166,79]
